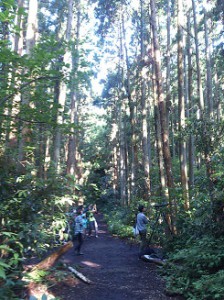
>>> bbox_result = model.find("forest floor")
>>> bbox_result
[26,213,183,300]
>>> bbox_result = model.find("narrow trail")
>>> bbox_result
[52,214,180,300]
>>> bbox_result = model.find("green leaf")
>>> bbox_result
[0,260,10,268]
[0,267,6,279]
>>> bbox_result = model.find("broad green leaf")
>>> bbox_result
[0,267,6,279]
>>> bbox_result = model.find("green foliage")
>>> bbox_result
[104,209,134,238]
[0,154,75,299]
[163,236,224,299]
[25,269,50,284]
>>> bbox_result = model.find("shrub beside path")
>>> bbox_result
[51,213,182,300]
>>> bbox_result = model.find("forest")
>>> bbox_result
[0,0,223,299]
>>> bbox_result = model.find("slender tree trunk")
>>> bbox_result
[18,0,38,169]
[122,13,138,202]
[204,5,213,118]
[140,0,151,199]
[4,0,24,152]
[53,0,73,172]
[111,108,119,197]
[192,0,204,115]
[26,0,38,55]
[150,0,175,233]
[66,0,80,181]
[187,11,195,188]
[177,0,189,209]
[152,64,168,198]
[166,0,171,122]
[118,19,127,206]
[119,98,127,206]
[150,0,174,191]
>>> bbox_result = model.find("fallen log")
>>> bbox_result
[32,241,73,271]
[65,264,92,284]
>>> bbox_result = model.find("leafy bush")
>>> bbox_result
[0,163,75,299]
[163,236,224,299]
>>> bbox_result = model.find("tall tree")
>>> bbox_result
[186,10,195,188]
[17,0,39,168]
[52,0,73,172]
[66,0,80,179]
[204,4,213,118]
[177,0,189,209]
[150,0,175,232]
[192,0,204,116]
[140,0,151,199]
[122,11,138,201]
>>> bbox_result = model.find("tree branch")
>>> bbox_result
[0,113,50,124]
[0,75,61,105]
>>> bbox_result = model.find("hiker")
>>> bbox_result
[73,207,85,255]
[136,204,149,258]
[81,210,88,237]
[86,204,98,238]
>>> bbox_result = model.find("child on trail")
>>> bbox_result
[73,207,85,255]
[136,204,149,258]
[86,204,98,238]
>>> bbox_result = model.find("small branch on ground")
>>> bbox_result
[65,264,92,284]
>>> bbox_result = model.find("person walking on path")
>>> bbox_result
[73,207,85,255]
[86,204,98,238]
[136,204,149,258]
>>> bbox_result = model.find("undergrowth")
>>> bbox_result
[163,235,224,300]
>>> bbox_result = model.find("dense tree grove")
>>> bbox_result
[0,0,223,299]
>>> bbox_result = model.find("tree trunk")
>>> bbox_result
[187,11,195,188]
[192,0,204,115]
[140,0,151,199]
[150,0,175,233]
[150,0,174,192]
[122,12,138,202]
[152,64,168,199]
[18,0,38,170]
[26,0,38,55]
[53,0,73,172]
[66,0,80,181]
[166,0,171,123]
[204,5,213,118]
[119,98,127,206]
[177,0,189,209]
[32,242,73,271]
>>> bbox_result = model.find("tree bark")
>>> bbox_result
[140,0,151,199]
[177,0,189,210]
[66,0,81,181]
[192,0,204,115]
[150,0,174,192]
[53,0,73,172]
[150,0,175,232]
[32,241,73,271]
[204,5,213,118]
[186,11,195,188]
[122,12,138,201]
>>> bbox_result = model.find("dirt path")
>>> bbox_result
[51,213,180,300]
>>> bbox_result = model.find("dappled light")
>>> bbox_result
[81,260,101,268]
